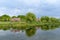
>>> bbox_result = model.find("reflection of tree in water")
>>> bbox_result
[40,23,60,30]
[25,27,36,37]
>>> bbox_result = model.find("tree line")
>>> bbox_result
[0,12,60,30]
[0,12,60,23]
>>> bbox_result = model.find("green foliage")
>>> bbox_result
[12,16,17,18]
[40,16,49,22]
[26,27,36,37]
[0,14,10,21]
[0,12,60,31]
[26,12,36,23]
[17,15,26,22]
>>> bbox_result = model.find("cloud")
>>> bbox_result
[17,0,40,5]
[0,7,21,16]
[0,0,60,17]
[0,0,41,9]
[45,0,57,4]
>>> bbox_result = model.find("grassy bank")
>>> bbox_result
[0,22,59,30]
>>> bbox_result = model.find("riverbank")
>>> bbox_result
[0,22,59,30]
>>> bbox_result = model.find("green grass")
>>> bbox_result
[0,21,59,30]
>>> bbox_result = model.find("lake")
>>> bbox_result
[0,28,60,40]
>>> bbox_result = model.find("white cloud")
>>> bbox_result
[24,0,40,5]
[10,9,21,16]
[46,0,57,4]
[18,0,40,4]
[17,0,41,7]
[0,0,60,17]
[0,7,21,16]
[0,7,7,16]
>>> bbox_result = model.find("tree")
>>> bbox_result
[40,16,49,22]
[0,14,10,21]
[49,17,58,23]
[12,16,17,18]
[26,12,36,22]
[0,16,1,21]
[17,15,26,22]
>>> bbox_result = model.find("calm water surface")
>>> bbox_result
[0,28,60,40]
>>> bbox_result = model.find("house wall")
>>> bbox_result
[11,18,20,22]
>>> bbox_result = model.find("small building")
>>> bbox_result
[11,18,20,22]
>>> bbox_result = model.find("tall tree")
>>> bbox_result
[26,12,36,22]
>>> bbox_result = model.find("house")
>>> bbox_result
[11,18,20,22]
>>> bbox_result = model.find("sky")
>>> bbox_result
[0,0,60,18]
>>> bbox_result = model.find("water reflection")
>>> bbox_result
[0,28,60,40]
[40,24,60,30]
[25,27,36,37]
[25,24,60,37]
[0,24,59,40]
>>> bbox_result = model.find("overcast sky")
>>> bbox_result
[0,0,60,18]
